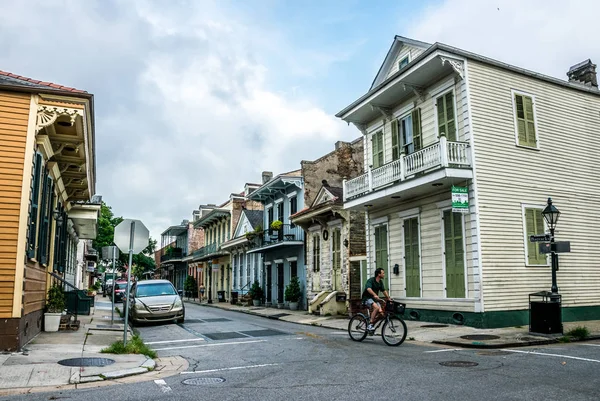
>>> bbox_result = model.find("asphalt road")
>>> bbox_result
[3,302,600,401]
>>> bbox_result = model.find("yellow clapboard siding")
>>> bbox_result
[0,91,31,102]
[0,104,29,115]
[0,133,27,143]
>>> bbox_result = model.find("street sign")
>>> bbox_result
[539,241,571,254]
[530,234,551,242]
[102,245,118,260]
[114,219,149,254]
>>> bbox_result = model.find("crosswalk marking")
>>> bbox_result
[154,379,172,393]
[506,349,600,363]
[153,339,266,351]
[146,338,206,345]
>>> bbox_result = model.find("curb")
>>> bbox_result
[432,333,600,349]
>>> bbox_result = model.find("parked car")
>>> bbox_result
[128,279,185,325]
[113,280,132,303]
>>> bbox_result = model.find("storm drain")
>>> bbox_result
[460,335,500,341]
[182,377,225,385]
[58,357,115,367]
[420,324,449,328]
[239,329,286,337]
[202,332,249,340]
[439,361,479,367]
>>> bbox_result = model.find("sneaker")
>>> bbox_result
[367,324,375,331]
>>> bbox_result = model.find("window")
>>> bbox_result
[392,110,423,160]
[268,207,274,227]
[404,217,420,297]
[443,210,465,298]
[289,196,297,228]
[437,91,456,141]
[371,130,384,168]
[513,92,537,148]
[277,202,284,222]
[38,172,54,264]
[313,235,321,272]
[374,225,388,272]
[398,55,409,70]
[524,207,547,265]
[26,153,43,259]
[332,228,341,271]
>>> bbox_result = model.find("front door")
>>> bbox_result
[266,265,272,303]
[374,225,388,274]
[277,263,284,303]
[444,210,465,298]
[404,217,420,297]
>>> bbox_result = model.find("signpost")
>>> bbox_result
[114,219,149,346]
[102,245,119,325]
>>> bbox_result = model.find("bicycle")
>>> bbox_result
[348,300,407,346]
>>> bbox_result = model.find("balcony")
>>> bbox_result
[160,247,185,262]
[247,224,304,253]
[343,137,472,209]
[84,248,98,262]
[189,243,218,261]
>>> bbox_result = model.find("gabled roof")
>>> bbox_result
[370,36,431,90]
[244,209,264,230]
[310,185,343,208]
[0,70,88,94]
[248,169,303,202]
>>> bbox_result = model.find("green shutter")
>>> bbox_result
[374,225,388,273]
[37,171,52,264]
[444,210,465,298]
[371,133,379,168]
[404,217,420,297]
[437,92,456,141]
[412,108,422,151]
[515,94,537,147]
[391,120,399,161]
[377,131,384,167]
[27,153,43,259]
[526,208,547,265]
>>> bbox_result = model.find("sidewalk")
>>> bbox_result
[187,298,600,348]
[0,298,187,396]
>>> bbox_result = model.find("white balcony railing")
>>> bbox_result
[343,137,471,201]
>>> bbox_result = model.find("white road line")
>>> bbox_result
[425,348,461,353]
[181,363,280,374]
[154,379,172,393]
[146,338,206,345]
[505,349,600,363]
[153,339,266,351]
[582,344,600,347]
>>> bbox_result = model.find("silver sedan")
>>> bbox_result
[128,279,185,325]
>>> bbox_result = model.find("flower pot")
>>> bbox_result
[44,312,62,332]
[252,299,261,307]
[289,302,299,311]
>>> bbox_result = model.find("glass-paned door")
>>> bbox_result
[443,210,465,298]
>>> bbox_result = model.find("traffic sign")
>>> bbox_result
[530,234,551,242]
[539,241,571,254]
[114,219,149,254]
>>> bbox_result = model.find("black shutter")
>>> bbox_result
[26,153,43,259]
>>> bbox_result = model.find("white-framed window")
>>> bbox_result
[398,54,410,70]
[522,204,549,266]
[511,89,539,149]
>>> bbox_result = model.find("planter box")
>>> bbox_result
[44,312,62,332]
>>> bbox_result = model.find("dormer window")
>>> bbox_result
[398,55,410,70]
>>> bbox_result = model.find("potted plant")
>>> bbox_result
[248,280,264,306]
[284,276,302,310]
[44,285,65,332]
[270,220,283,231]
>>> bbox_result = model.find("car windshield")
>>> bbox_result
[116,282,130,290]
[136,283,177,298]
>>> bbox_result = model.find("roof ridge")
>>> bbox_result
[0,69,87,93]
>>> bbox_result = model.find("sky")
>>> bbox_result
[1,0,598,242]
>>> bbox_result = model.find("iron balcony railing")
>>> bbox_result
[343,136,471,201]
[160,247,186,262]
[248,224,304,249]
[189,243,218,260]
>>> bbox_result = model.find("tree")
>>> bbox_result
[92,202,123,252]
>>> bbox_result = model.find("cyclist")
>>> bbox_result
[361,268,391,331]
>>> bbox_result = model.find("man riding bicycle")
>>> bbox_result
[361,268,391,331]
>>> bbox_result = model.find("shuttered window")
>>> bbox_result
[443,210,465,298]
[371,130,384,168]
[404,217,420,297]
[411,108,422,152]
[525,208,547,265]
[38,172,54,265]
[514,93,537,148]
[374,225,388,272]
[437,91,456,141]
[313,235,320,272]
[391,119,400,161]
[26,153,43,259]
[289,196,297,228]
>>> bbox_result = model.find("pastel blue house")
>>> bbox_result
[247,171,306,308]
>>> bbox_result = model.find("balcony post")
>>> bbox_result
[342,178,347,201]
[440,134,449,168]
[368,166,373,192]
[400,150,406,181]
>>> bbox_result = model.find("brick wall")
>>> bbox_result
[187,223,204,253]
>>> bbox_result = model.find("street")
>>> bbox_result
[2,302,600,401]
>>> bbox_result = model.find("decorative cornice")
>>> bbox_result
[36,105,83,133]
[351,122,368,135]
[440,56,464,80]
[370,104,394,121]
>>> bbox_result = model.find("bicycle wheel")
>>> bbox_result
[348,314,368,342]
[382,316,407,346]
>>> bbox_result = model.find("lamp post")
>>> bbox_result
[541,197,561,295]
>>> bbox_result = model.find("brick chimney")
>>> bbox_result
[262,171,273,184]
[567,59,598,88]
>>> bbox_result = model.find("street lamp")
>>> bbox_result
[541,198,561,295]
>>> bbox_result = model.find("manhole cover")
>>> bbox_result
[202,332,248,340]
[58,357,115,367]
[182,377,225,385]
[239,329,286,337]
[202,318,231,323]
[460,335,500,341]
[420,324,449,328]
[477,351,511,356]
[439,361,479,367]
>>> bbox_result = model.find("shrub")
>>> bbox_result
[284,276,302,303]
[46,284,65,313]
[566,326,589,340]
[184,275,197,293]
[270,220,283,231]
[248,281,264,300]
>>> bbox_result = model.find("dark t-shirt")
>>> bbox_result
[362,277,385,302]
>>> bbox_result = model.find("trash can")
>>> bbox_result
[230,291,239,305]
[529,291,562,334]
[217,291,225,303]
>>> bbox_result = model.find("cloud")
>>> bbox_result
[408,0,600,80]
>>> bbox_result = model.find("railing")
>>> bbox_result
[343,137,471,201]
[189,243,218,260]
[248,224,305,249]
[84,248,98,261]
[161,247,185,262]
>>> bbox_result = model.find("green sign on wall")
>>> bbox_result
[451,186,469,213]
